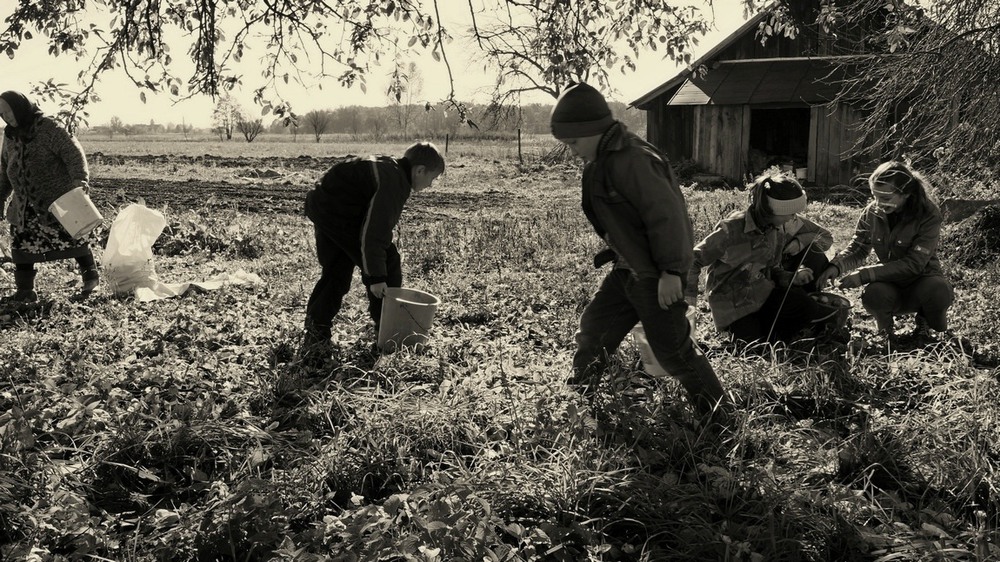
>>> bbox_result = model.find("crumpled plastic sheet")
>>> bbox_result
[133,269,264,302]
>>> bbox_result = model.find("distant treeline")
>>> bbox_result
[85,101,647,141]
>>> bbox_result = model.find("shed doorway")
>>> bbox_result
[747,108,811,179]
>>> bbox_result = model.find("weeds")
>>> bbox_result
[2,146,1000,561]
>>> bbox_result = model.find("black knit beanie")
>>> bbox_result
[550,82,615,140]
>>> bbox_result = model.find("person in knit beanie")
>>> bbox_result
[550,81,728,424]
[685,169,837,345]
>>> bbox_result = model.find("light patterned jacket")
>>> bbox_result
[686,210,833,329]
[0,116,89,228]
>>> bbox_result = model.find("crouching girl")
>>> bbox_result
[686,171,835,345]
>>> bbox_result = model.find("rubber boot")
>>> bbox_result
[12,269,38,303]
[81,268,100,294]
[299,317,334,368]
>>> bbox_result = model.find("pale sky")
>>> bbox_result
[1,1,751,128]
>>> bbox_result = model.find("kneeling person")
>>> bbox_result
[687,172,835,345]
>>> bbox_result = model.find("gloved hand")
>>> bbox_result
[593,248,617,268]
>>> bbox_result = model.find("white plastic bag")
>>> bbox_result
[102,203,167,294]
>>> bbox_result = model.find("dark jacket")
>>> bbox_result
[0,116,89,227]
[305,156,412,284]
[582,122,694,281]
[832,201,944,284]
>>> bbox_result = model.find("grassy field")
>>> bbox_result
[1,137,999,561]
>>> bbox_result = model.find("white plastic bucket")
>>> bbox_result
[378,287,441,352]
[49,186,103,238]
[631,308,698,379]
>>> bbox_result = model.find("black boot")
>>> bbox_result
[81,268,100,294]
[11,269,37,303]
[299,318,334,367]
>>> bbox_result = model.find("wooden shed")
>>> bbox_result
[631,11,884,186]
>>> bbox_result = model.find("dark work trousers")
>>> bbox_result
[572,269,726,417]
[305,226,402,334]
[861,275,953,332]
[727,246,830,344]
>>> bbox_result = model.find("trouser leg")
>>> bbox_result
[305,228,357,336]
[627,276,726,417]
[861,282,900,332]
[898,275,954,332]
[572,270,640,397]
[726,286,821,344]
[363,242,402,330]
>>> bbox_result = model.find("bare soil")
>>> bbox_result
[88,154,529,217]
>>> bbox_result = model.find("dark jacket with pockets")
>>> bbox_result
[581,122,694,282]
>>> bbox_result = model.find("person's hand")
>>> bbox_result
[815,264,840,289]
[369,282,388,298]
[792,267,814,286]
[658,272,683,309]
[685,305,698,336]
[783,239,802,255]
[838,271,863,289]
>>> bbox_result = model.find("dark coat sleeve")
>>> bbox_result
[360,161,408,284]
[610,149,692,276]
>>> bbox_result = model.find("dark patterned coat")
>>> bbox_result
[0,115,89,228]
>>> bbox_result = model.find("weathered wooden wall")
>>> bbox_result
[808,104,872,186]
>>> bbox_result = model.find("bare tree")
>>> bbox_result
[212,93,243,141]
[107,116,125,139]
[0,1,719,127]
[303,110,332,143]
[236,117,264,142]
[387,62,424,137]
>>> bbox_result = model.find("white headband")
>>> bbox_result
[767,193,807,215]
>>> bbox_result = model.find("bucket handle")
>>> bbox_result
[396,301,434,332]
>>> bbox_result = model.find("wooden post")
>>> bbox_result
[445,134,449,155]
[517,128,523,165]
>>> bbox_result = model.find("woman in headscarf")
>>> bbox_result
[0,90,99,302]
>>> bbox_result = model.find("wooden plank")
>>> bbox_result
[838,105,854,186]
[808,106,818,183]
[727,106,745,182]
[740,105,752,183]
[692,106,703,164]
[709,107,722,174]
[827,104,842,185]
[815,107,830,186]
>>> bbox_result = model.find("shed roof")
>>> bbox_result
[630,11,769,109]
[668,57,858,105]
